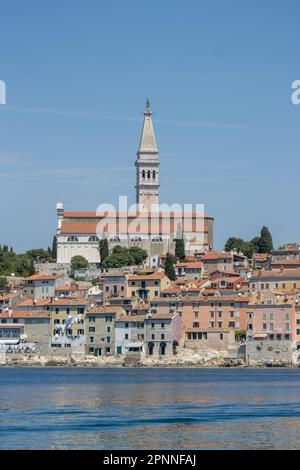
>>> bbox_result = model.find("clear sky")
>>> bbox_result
[0,0,299,252]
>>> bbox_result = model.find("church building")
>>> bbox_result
[56,101,214,265]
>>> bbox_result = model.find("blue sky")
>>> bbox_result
[0,0,299,252]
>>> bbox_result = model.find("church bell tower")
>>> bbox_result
[135,99,160,211]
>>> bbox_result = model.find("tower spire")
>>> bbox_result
[135,99,160,210]
[137,98,157,154]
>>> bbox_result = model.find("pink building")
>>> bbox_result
[101,273,128,303]
[247,293,296,342]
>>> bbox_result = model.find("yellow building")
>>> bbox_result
[127,271,171,301]
[249,269,300,293]
[49,297,87,346]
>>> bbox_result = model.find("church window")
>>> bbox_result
[153,170,156,179]
[88,235,99,242]
[142,170,145,179]
[147,170,151,179]
[67,235,78,242]
[110,236,120,242]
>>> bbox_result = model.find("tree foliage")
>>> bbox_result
[175,238,185,261]
[70,255,89,271]
[99,238,109,266]
[165,252,176,281]
[0,245,35,277]
[102,245,147,269]
[52,235,57,260]
[258,226,273,254]
[224,226,274,258]
[0,276,6,290]
[128,246,148,265]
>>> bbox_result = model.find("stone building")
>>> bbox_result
[56,101,214,265]
[246,292,296,364]
[85,305,125,356]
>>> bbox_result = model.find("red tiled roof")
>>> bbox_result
[202,252,232,261]
[1,310,50,319]
[16,298,51,307]
[176,262,203,269]
[128,272,166,281]
[25,274,60,281]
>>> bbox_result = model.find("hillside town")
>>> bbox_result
[0,102,298,368]
[1,240,300,367]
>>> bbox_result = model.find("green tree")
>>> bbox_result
[224,237,245,253]
[175,238,185,260]
[52,235,57,260]
[102,246,133,268]
[70,255,89,271]
[258,226,273,253]
[165,252,176,281]
[249,236,260,254]
[128,246,148,265]
[13,255,35,276]
[26,248,53,262]
[99,238,109,266]
[0,276,6,290]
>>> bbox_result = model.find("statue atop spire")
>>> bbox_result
[145,97,151,113]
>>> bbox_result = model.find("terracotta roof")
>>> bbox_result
[1,310,51,319]
[25,274,60,281]
[63,211,214,219]
[253,253,270,260]
[15,297,87,308]
[147,313,175,320]
[176,262,203,269]
[0,294,19,301]
[16,298,51,307]
[128,272,166,281]
[202,252,233,261]
[251,269,300,279]
[50,297,87,306]
[115,315,145,323]
[55,284,77,291]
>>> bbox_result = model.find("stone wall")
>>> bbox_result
[246,340,293,365]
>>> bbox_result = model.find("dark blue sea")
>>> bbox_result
[1,367,300,449]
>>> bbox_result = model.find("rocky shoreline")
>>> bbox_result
[0,348,298,369]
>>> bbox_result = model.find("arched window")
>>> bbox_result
[131,236,142,242]
[147,170,151,179]
[67,235,78,242]
[110,236,120,242]
[153,170,156,179]
[152,236,162,243]
[142,170,145,179]
[88,235,99,242]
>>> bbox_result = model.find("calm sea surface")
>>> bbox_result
[1,367,300,449]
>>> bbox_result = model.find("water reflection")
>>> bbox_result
[1,368,300,449]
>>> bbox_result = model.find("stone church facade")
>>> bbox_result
[56,101,214,265]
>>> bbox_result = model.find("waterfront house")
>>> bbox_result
[85,305,125,356]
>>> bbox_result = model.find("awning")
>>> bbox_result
[0,339,20,345]
[252,333,268,339]
[128,342,144,348]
